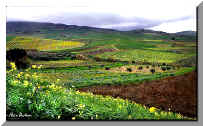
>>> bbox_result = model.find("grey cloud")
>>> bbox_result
[8,12,193,31]
[165,16,193,23]
[41,13,126,26]
[38,12,163,31]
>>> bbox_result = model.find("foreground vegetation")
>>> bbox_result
[7,63,193,120]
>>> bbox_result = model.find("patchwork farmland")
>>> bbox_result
[6,21,197,120]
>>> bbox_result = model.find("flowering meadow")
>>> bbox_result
[6,62,193,120]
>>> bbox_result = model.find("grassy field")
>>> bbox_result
[6,27,197,120]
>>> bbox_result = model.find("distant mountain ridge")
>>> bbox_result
[175,31,196,36]
[6,21,117,33]
[6,21,196,37]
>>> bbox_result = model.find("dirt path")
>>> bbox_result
[79,71,197,118]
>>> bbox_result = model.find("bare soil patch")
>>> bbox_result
[108,65,172,74]
[82,48,118,55]
[79,71,197,118]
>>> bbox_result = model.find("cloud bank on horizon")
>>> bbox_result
[6,0,201,33]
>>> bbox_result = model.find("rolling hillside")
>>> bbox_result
[6,21,197,120]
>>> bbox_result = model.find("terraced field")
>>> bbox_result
[7,36,85,51]
[95,49,194,64]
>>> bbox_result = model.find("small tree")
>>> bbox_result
[171,37,176,40]
[105,67,110,70]
[6,48,30,69]
[127,68,132,72]
[162,63,166,66]
[166,66,171,70]
[138,66,143,70]
[132,61,136,64]
[150,69,155,74]
[161,67,166,71]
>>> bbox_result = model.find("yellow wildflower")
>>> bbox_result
[154,112,159,116]
[160,111,167,116]
[96,114,98,119]
[23,80,29,87]
[17,73,21,78]
[25,68,30,72]
[32,65,37,69]
[128,115,132,119]
[149,107,157,113]
[10,62,16,70]
[78,104,85,109]
[72,117,76,120]
[49,84,55,89]
[57,86,62,89]
[58,115,61,119]
[176,113,182,119]
[118,105,122,109]
[10,62,15,67]
[37,85,41,89]
[76,90,80,94]
[168,112,172,115]
[32,73,38,79]
[25,73,30,78]
[27,92,31,96]
[11,80,18,86]
[13,80,18,83]
[41,86,46,89]
[45,90,50,95]
[38,65,42,69]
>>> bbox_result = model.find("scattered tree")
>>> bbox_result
[166,66,171,70]
[132,61,136,64]
[6,48,30,69]
[150,69,155,74]
[127,68,132,72]
[162,63,166,66]
[105,67,110,70]
[138,66,143,70]
[171,37,176,40]
[161,67,166,71]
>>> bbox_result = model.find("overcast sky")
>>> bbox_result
[6,0,201,33]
